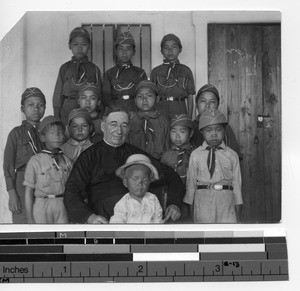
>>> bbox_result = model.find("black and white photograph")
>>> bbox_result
[0,10,281,224]
[0,1,299,290]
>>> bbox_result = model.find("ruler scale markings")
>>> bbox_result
[0,231,288,283]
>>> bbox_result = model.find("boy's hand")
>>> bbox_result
[8,189,21,214]
[87,214,109,224]
[164,205,181,222]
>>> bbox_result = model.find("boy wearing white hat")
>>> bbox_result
[110,154,164,223]
[184,109,243,223]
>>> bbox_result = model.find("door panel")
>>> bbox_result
[208,23,281,223]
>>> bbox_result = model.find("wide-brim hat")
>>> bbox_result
[160,33,182,49]
[68,108,92,125]
[170,114,193,129]
[135,80,158,95]
[116,154,159,182]
[21,87,46,104]
[39,115,64,134]
[196,84,220,104]
[114,32,135,47]
[199,109,228,130]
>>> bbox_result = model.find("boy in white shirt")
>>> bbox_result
[110,154,164,223]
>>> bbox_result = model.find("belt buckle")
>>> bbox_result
[212,184,223,190]
[47,195,56,199]
[122,95,130,100]
[168,96,174,101]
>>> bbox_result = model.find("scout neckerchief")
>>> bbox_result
[138,111,159,146]
[156,59,181,92]
[68,138,92,161]
[112,61,135,91]
[71,56,99,85]
[174,143,194,177]
[25,121,42,155]
[41,148,64,170]
[115,61,132,79]
[206,145,223,178]
[163,59,180,80]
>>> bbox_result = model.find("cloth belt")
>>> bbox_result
[159,96,186,102]
[197,184,233,191]
[37,194,64,199]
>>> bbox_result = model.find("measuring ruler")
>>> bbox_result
[0,230,288,283]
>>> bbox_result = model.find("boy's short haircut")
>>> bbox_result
[69,27,91,43]
[39,115,65,135]
[170,114,193,129]
[199,109,228,130]
[115,154,159,182]
[21,87,46,105]
[78,83,101,98]
[102,105,128,121]
[135,80,158,96]
[160,33,182,50]
[114,32,136,48]
[68,108,92,126]
[196,84,220,105]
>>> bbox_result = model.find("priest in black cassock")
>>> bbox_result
[64,105,184,223]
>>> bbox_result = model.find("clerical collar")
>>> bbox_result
[103,139,122,148]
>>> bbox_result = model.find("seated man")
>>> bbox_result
[64,105,184,223]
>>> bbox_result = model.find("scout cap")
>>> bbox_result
[199,109,228,130]
[21,87,46,104]
[68,108,92,125]
[116,154,159,182]
[114,32,136,47]
[69,27,91,43]
[39,115,65,134]
[170,114,193,129]
[160,33,182,49]
[135,80,158,96]
[196,84,220,104]
[78,83,101,97]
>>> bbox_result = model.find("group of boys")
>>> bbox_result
[3,26,243,224]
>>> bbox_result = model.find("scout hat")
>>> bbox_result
[114,32,136,47]
[116,154,159,182]
[39,115,65,134]
[69,27,91,43]
[199,109,228,130]
[170,114,193,129]
[160,33,182,49]
[21,87,46,104]
[196,84,220,104]
[78,83,101,97]
[68,108,92,125]
[135,80,158,95]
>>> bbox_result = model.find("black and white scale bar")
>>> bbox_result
[0,260,288,283]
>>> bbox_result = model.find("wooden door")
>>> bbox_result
[208,23,281,223]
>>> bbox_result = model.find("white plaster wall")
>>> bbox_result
[0,10,280,223]
[0,16,25,223]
